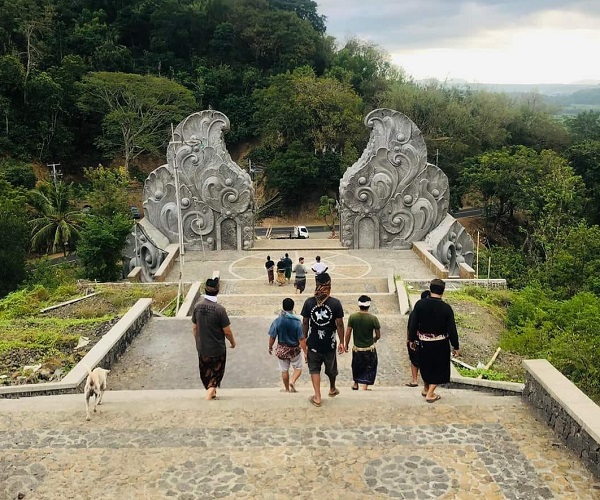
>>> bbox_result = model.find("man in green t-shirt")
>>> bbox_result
[344,295,381,390]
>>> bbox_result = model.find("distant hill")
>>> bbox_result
[440,81,600,96]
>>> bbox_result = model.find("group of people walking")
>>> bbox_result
[192,267,459,405]
[265,254,328,294]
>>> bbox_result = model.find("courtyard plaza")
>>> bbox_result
[1,238,599,499]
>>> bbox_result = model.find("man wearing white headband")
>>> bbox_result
[344,295,381,391]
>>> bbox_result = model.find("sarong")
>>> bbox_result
[351,347,378,385]
[285,268,292,280]
[294,276,306,292]
[276,270,286,285]
[198,353,226,389]
[419,338,450,384]
[407,341,419,368]
[267,268,274,283]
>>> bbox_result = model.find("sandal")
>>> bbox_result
[309,396,321,407]
[328,389,340,397]
[426,394,441,403]
[351,384,358,390]
[405,383,419,387]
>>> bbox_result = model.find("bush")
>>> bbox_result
[501,287,600,401]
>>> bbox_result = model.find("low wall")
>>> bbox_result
[177,282,202,318]
[0,298,153,399]
[523,359,600,479]
[412,241,448,279]
[154,244,180,282]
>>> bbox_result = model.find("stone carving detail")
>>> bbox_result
[122,222,167,282]
[426,215,475,277]
[339,109,449,249]
[143,110,254,251]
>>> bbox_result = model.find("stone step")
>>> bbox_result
[0,387,522,414]
[218,277,391,295]
[216,293,400,316]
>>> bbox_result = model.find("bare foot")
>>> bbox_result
[289,384,297,393]
[205,387,217,400]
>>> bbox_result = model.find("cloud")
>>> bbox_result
[317,0,600,51]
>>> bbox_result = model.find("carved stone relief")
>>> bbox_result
[142,110,254,252]
[339,109,449,249]
[426,214,475,277]
[122,219,168,282]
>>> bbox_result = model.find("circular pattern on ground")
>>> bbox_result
[156,458,246,499]
[363,454,450,498]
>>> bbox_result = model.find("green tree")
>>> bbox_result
[254,67,364,152]
[84,165,130,217]
[77,72,196,169]
[317,195,338,233]
[565,110,600,142]
[0,160,36,189]
[77,212,133,282]
[267,141,319,207]
[0,180,29,296]
[29,180,84,256]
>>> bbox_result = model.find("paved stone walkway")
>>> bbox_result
[3,245,600,498]
[1,389,599,499]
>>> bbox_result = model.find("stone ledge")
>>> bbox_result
[523,359,600,479]
[177,282,202,318]
[412,241,448,279]
[0,299,153,399]
[154,244,180,282]
[395,278,410,315]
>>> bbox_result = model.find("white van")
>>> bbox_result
[294,226,309,239]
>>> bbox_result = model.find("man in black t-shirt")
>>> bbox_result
[300,272,345,407]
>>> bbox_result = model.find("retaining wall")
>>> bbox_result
[0,299,153,399]
[523,359,600,479]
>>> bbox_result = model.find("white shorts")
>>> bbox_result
[277,354,303,372]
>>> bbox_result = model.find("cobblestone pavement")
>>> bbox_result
[1,389,599,499]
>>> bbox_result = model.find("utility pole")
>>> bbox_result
[47,162,62,185]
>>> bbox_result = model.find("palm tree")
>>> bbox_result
[29,181,85,256]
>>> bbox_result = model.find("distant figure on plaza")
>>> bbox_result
[268,298,305,393]
[191,277,236,401]
[408,279,460,403]
[405,290,430,387]
[265,255,275,285]
[276,256,287,286]
[293,256,307,294]
[284,253,293,283]
[301,272,345,407]
[311,256,328,283]
[344,295,381,390]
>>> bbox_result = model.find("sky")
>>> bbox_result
[316,0,600,85]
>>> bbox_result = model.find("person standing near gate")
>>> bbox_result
[408,279,460,403]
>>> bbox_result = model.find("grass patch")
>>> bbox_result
[456,366,513,381]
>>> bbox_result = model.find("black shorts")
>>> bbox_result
[307,349,338,377]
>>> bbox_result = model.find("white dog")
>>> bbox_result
[84,366,110,421]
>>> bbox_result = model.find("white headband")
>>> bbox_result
[358,300,371,307]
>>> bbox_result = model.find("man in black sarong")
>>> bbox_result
[191,278,236,400]
[407,279,460,403]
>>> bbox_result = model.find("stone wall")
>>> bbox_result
[523,359,600,479]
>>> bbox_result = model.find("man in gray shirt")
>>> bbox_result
[192,277,236,400]
[293,256,307,294]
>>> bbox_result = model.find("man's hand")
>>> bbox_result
[268,347,273,355]
[337,343,345,354]
[452,348,460,357]
[409,341,417,352]
[229,339,236,349]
